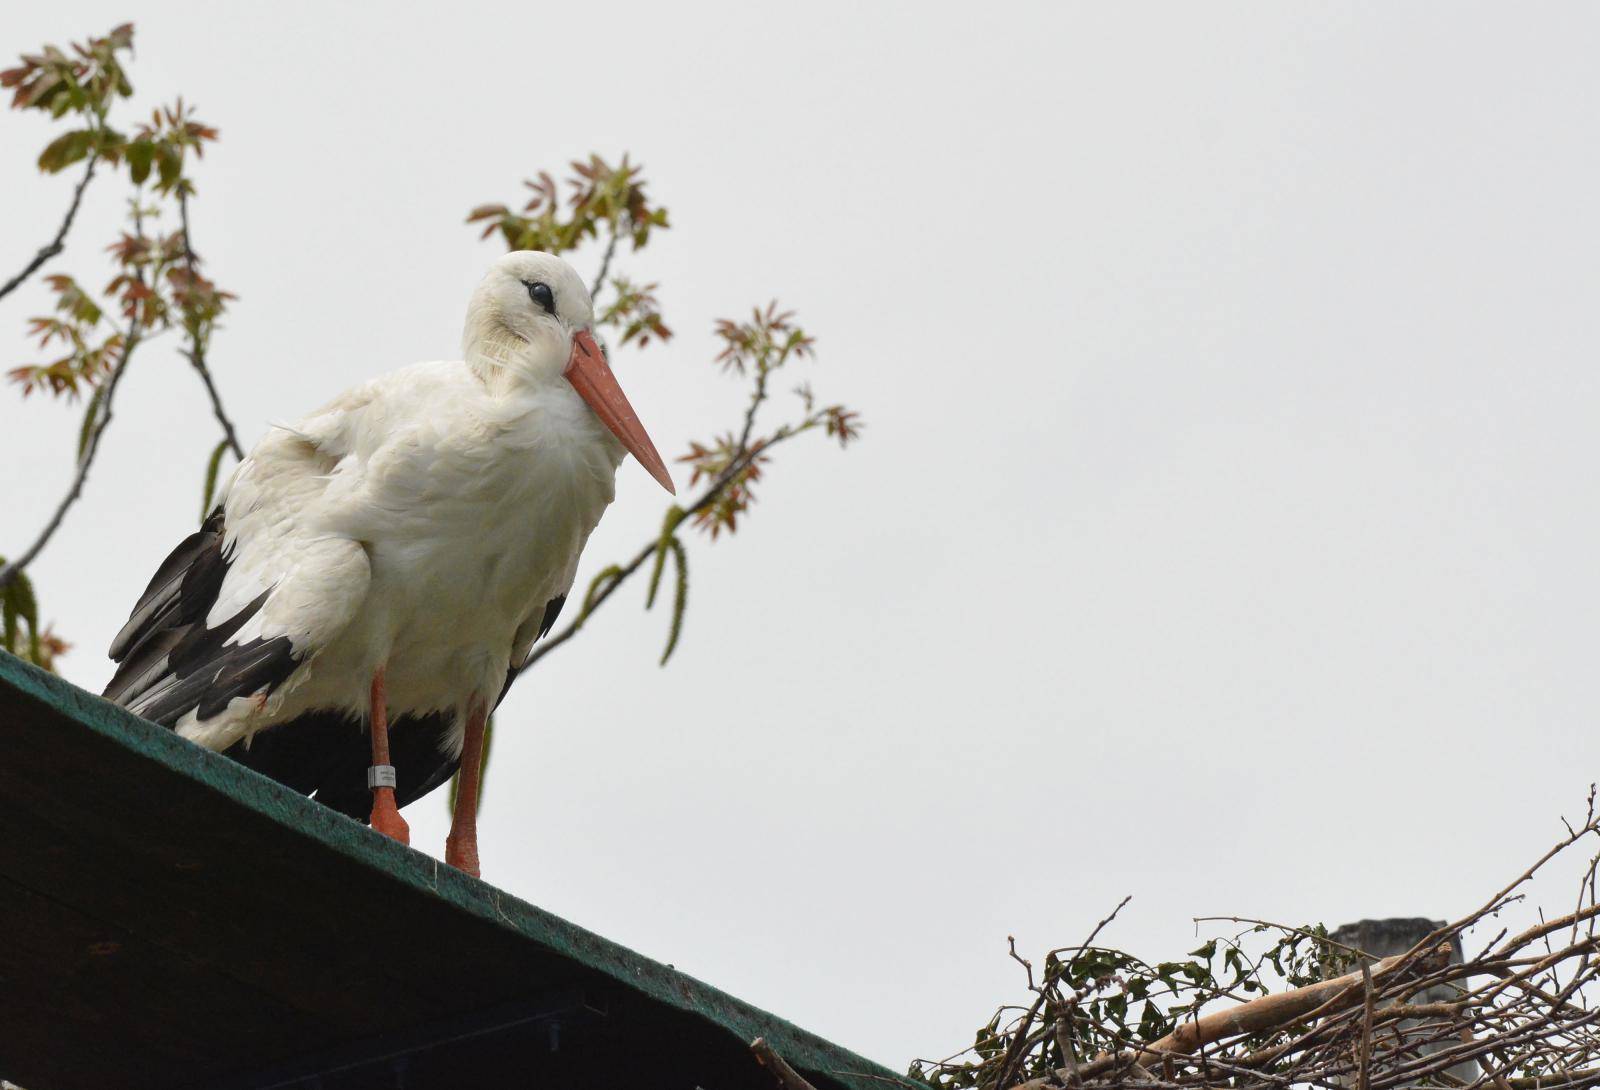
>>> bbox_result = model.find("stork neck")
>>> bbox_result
[464,326,547,395]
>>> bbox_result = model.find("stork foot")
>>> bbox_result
[369,787,410,845]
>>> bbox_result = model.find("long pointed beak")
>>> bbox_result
[564,330,675,494]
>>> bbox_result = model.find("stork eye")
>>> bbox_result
[523,280,556,315]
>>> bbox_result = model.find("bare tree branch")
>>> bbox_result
[0,153,99,303]
[751,1038,821,1090]
[177,189,244,460]
[1358,960,1377,1090]
[736,357,773,461]
[589,220,621,303]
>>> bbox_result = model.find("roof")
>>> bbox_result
[0,651,924,1090]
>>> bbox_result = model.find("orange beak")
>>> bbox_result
[564,329,675,494]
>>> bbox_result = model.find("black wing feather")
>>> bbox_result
[104,509,299,728]
[537,593,566,639]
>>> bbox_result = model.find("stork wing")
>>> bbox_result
[105,424,370,741]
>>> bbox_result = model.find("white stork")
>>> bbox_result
[102,251,673,877]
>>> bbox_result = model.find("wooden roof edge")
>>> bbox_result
[0,651,926,1090]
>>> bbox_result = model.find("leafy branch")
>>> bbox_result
[0,555,69,669]
[0,192,165,595]
[467,155,867,678]
[518,305,861,675]
[0,23,132,302]
[1,24,241,668]
[468,154,669,263]
[0,311,144,593]
[450,155,862,811]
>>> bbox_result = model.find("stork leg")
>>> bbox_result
[367,666,410,845]
[445,695,488,878]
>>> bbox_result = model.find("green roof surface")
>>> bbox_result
[0,650,925,1090]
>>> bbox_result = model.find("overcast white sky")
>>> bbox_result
[4,1,1599,1072]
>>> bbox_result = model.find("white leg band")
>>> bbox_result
[367,764,397,789]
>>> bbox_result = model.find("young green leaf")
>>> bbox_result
[200,438,231,523]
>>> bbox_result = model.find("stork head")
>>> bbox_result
[464,250,674,494]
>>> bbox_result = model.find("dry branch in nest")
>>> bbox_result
[914,789,1600,1090]
[752,1037,822,1090]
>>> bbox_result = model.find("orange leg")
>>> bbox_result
[367,666,410,845]
[445,695,488,878]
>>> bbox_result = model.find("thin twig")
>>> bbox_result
[1358,961,1376,1090]
[0,152,99,303]
[513,305,842,676]
[1078,896,1134,955]
[751,1038,821,1090]
[736,357,773,459]
[1503,1065,1600,1089]
[177,189,244,459]
[994,989,1052,1090]
[997,898,1131,1090]
[1462,1025,1516,1090]
[589,221,621,303]
[514,424,811,675]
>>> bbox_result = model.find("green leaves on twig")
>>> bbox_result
[655,539,688,666]
[0,560,40,664]
[712,302,814,375]
[1,23,134,134]
[11,274,122,397]
[470,156,673,346]
[442,153,866,816]
[679,305,862,540]
[7,46,228,400]
[0,562,67,671]
[105,213,233,330]
[597,276,671,349]
[581,564,624,620]
[8,160,232,400]
[77,382,105,457]
[5,23,237,673]
[679,435,771,539]
[645,508,689,665]
[36,127,107,173]
[467,154,669,261]
[645,506,685,607]
[4,27,218,194]
[122,99,218,196]
[200,438,232,522]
